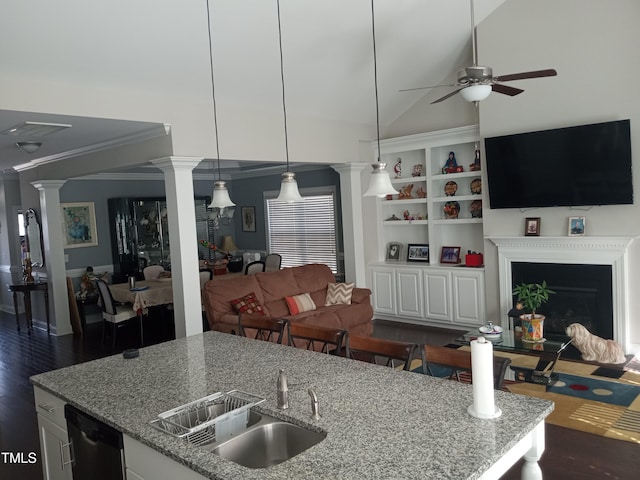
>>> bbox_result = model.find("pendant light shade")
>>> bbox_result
[275,0,302,203]
[460,84,492,102]
[364,0,398,199]
[208,180,236,209]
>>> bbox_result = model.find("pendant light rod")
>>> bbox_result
[276,0,290,170]
[206,0,222,180]
[371,0,381,164]
[470,0,477,66]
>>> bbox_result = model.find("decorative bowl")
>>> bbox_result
[479,324,503,339]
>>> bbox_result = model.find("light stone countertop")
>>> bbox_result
[31,331,553,479]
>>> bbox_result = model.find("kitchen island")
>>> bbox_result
[31,331,552,479]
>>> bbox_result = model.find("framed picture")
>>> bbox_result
[241,206,256,232]
[407,244,429,262]
[525,217,541,236]
[568,216,586,236]
[386,242,402,262]
[440,246,461,264]
[61,202,98,248]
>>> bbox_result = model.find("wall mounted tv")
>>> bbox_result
[484,119,633,209]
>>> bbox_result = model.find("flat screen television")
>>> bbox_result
[484,119,633,209]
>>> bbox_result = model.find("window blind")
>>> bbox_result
[266,193,337,272]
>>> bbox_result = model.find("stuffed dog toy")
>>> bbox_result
[565,323,626,364]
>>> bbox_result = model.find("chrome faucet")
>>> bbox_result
[277,369,289,409]
[308,388,321,420]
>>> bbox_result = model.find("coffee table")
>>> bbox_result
[456,329,575,386]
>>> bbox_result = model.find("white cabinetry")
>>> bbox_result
[370,264,485,329]
[123,435,206,480]
[34,387,72,480]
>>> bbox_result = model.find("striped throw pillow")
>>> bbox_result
[285,293,316,315]
[325,282,354,306]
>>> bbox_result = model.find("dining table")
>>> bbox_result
[109,279,174,313]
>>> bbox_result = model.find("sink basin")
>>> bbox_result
[205,415,326,469]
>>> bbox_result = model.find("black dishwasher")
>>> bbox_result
[64,404,125,480]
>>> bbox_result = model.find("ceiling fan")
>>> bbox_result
[400,0,557,104]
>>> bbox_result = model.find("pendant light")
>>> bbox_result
[363,0,398,198]
[274,0,303,203]
[205,0,235,212]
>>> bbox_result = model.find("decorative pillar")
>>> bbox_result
[151,157,203,338]
[331,163,368,287]
[31,180,70,335]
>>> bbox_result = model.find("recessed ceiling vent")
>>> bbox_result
[1,121,72,137]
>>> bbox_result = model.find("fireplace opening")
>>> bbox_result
[511,262,613,339]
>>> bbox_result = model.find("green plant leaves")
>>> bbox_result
[512,280,556,316]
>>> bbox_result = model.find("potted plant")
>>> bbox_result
[512,281,555,343]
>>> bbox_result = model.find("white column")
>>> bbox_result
[331,163,368,287]
[151,157,203,338]
[31,180,70,335]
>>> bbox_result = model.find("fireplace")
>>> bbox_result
[511,262,613,339]
[490,236,634,350]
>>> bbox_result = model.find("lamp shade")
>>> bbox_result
[363,163,399,197]
[208,180,235,209]
[220,235,238,252]
[276,172,303,202]
[460,84,492,102]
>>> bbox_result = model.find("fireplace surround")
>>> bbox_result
[490,236,634,351]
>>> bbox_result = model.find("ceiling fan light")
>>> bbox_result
[16,141,43,154]
[276,171,303,202]
[460,84,492,102]
[208,180,235,209]
[363,163,399,198]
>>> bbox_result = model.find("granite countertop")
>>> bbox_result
[31,331,553,479]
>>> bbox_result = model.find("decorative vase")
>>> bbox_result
[520,314,545,343]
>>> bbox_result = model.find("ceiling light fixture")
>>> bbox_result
[363,0,398,198]
[274,0,303,203]
[205,0,235,214]
[16,141,43,154]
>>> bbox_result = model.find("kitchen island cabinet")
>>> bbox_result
[32,331,552,480]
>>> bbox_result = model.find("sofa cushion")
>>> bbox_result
[203,275,264,321]
[255,268,301,303]
[292,263,336,293]
[230,292,266,316]
[285,293,317,315]
[325,282,354,305]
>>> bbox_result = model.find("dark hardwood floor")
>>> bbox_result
[1,313,638,479]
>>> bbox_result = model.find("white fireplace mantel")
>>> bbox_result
[488,236,636,351]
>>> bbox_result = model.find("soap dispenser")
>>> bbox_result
[277,369,289,409]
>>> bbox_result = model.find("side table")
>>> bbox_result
[8,282,50,334]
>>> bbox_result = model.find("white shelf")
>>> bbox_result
[382,199,428,206]
[431,218,483,225]
[432,171,481,181]
[382,220,429,226]
[432,195,482,203]
[391,176,427,184]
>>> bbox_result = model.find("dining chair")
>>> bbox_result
[347,335,419,371]
[238,315,288,344]
[245,261,265,275]
[287,323,348,356]
[143,265,166,280]
[264,253,282,272]
[422,345,512,391]
[95,279,145,350]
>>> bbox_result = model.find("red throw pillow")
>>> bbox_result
[230,292,266,316]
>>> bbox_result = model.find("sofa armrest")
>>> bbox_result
[351,287,372,305]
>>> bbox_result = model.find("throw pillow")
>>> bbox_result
[325,282,354,306]
[285,293,317,315]
[230,292,266,316]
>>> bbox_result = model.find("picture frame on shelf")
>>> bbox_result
[440,246,461,264]
[61,202,98,248]
[386,242,402,262]
[407,244,429,262]
[568,216,585,236]
[525,217,541,236]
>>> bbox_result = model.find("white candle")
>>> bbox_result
[468,337,502,419]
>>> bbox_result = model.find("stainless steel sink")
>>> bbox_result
[204,413,326,469]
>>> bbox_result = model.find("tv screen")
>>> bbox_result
[484,119,633,209]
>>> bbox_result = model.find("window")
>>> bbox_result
[265,188,337,272]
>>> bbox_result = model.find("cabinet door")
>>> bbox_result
[37,414,73,480]
[396,268,423,318]
[123,435,206,480]
[423,271,452,322]
[452,270,485,326]
[371,267,396,315]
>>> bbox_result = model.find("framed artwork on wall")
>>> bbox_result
[61,202,98,248]
[241,206,256,232]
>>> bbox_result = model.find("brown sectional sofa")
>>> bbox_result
[202,263,373,336]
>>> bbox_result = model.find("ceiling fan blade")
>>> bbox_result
[431,88,463,104]
[493,69,557,82]
[399,83,456,93]
[492,84,524,96]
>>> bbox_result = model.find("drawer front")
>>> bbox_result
[34,387,67,428]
